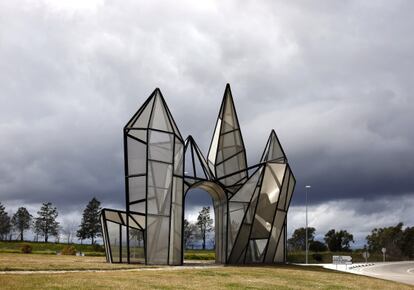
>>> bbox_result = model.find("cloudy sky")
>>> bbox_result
[1,0,413,246]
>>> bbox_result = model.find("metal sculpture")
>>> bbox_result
[101,84,295,265]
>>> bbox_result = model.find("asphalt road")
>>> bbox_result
[356,261,414,286]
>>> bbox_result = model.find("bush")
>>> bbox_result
[20,243,32,254]
[61,245,77,255]
[312,253,323,262]
[309,241,328,252]
[92,243,104,252]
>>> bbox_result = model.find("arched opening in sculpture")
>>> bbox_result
[184,181,227,264]
[100,84,296,265]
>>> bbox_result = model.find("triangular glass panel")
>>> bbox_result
[127,95,155,129]
[228,201,249,253]
[149,92,173,132]
[246,239,267,263]
[128,129,147,143]
[261,130,286,163]
[231,166,263,202]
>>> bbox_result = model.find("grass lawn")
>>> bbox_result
[0,253,146,271]
[184,249,215,260]
[0,241,105,256]
[0,254,412,289]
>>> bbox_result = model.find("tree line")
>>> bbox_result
[288,223,414,259]
[0,198,102,244]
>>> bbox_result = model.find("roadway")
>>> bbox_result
[354,261,414,286]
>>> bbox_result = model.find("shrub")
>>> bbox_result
[309,241,328,252]
[312,253,323,262]
[61,245,77,255]
[20,243,32,254]
[92,244,104,252]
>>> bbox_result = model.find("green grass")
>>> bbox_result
[0,253,411,289]
[0,253,146,271]
[184,249,215,260]
[0,241,105,256]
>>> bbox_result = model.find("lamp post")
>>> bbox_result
[305,185,311,264]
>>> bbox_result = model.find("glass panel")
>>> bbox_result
[170,177,183,265]
[245,239,267,263]
[127,137,146,175]
[148,130,174,163]
[245,187,260,225]
[285,170,295,210]
[228,223,250,263]
[127,96,154,129]
[121,225,128,262]
[174,139,184,175]
[250,164,285,239]
[265,211,286,263]
[149,94,173,132]
[147,194,170,216]
[207,119,221,166]
[128,176,146,203]
[274,226,285,262]
[228,202,248,255]
[130,201,145,214]
[268,133,285,161]
[128,216,140,229]
[105,210,122,224]
[107,221,120,263]
[231,167,262,202]
[128,129,147,143]
[277,169,289,210]
[221,91,237,131]
[131,214,146,230]
[261,164,285,204]
[146,215,170,264]
[129,228,145,263]
[269,163,286,187]
[101,215,110,261]
[228,188,260,263]
[184,144,195,176]
[147,161,172,215]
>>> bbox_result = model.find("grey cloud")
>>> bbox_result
[0,0,413,220]
[287,194,414,247]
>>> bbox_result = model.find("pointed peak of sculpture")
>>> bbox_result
[125,88,183,140]
[260,129,286,163]
[184,135,213,180]
[207,84,248,186]
[218,84,236,122]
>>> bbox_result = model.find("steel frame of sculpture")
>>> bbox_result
[101,84,296,265]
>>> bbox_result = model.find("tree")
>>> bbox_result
[183,218,197,249]
[324,229,354,252]
[309,240,328,252]
[34,202,60,243]
[366,223,405,258]
[0,203,11,241]
[11,207,32,241]
[77,197,102,244]
[287,227,315,251]
[196,206,213,250]
[401,227,414,259]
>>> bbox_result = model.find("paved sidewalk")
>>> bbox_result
[320,261,414,286]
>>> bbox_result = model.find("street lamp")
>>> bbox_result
[305,185,311,264]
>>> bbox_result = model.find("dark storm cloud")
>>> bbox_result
[0,0,413,220]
